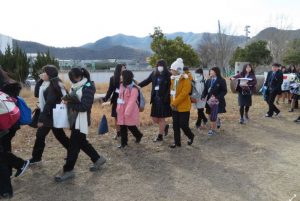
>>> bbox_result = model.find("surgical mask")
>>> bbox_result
[157,66,164,72]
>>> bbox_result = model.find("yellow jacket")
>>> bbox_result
[170,74,192,112]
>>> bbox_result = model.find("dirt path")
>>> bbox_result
[8,95,300,201]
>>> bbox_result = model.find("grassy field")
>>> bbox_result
[9,80,300,201]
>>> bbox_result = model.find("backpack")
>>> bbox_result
[0,91,20,130]
[16,96,32,125]
[190,76,205,103]
[133,85,145,112]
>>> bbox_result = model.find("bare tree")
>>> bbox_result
[266,15,293,63]
[197,21,236,74]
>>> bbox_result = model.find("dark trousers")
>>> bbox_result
[32,126,70,160]
[196,108,208,127]
[0,127,25,195]
[240,106,250,118]
[267,91,280,116]
[120,125,143,146]
[172,111,194,145]
[64,129,100,172]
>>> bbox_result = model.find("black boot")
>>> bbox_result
[153,134,163,142]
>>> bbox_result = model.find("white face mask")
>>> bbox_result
[157,66,164,72]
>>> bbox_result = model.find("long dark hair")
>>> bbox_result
[122,70,134,87]
[288,65,297,73]
[113,64,123,86]
[210,67,222,78]
[195,68,204,75]
[68,67,91,83]
[241,64,255,77]
[42,65,63,97]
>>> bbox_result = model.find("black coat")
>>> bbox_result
[103,76,119,105]
[68,81,95,126]
[264,70,283,94]
[139,71,171,105]
[202,77,227,114]
[35,80,64,127]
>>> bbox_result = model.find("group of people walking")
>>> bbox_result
[0,59,299,199]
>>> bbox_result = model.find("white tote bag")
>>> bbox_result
[53,104,70,128]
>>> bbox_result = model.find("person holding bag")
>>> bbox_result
[55,68,106,182]
[102,64,126,139]
[169,58,195,148]
[201,67,227,136]
[29,65,70,164]
[138,59,172,142]
[230,64,257,124]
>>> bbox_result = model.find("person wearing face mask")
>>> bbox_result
[191,68,208,128]
[230,64,257,124]
[169,58,195,148]
[139,59,172,142]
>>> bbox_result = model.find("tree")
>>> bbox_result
[149,27,200,67]
[32,49,59,80]
[283,39,300,65]
[230,40,272,67]
[197,21,236,74]
[266,15,293,63]
[0,45,30,82]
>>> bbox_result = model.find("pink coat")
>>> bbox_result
[117,84,140,126]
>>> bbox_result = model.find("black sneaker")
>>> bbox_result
[15,160,30,177]
[288,109,294,112]
[187,135,194,146]
[0,193,13,199]
[217,118,221,129]
[153,134,163,142]
[274,111,280,116]
[169,143,181,148]
[164,124,169,136]
[29,158,42,165]
[135,134,143,143]
[239,118,244,124]
[117,144,127,149]
[294,117,300,123]
[265,113,272,118]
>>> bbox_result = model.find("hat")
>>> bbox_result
[43,65,58,79]
[170,58,184,71]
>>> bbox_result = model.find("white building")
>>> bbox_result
[0,34,13,54]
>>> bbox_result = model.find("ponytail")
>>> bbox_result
[69,67,91,83]
[81,68,91,82]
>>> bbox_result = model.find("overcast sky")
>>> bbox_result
[1,0,299,47]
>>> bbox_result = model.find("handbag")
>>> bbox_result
[53,104,70,128]
[207,96,219,108]
[98,115,108,135]
[29,107,40,128]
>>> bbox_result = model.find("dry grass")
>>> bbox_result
[11,79,300,201]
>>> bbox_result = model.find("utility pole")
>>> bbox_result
[244,25,251,38]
